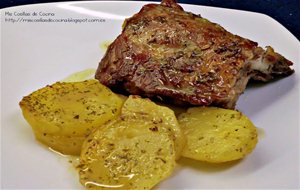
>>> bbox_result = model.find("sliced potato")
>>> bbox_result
[178,107,258,163]
[79,96,177,190]
[122,96,185,159]
[19,80,124,155]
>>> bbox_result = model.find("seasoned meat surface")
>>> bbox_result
[95,0,294,108]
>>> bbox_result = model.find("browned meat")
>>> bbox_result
[95,0,294,108]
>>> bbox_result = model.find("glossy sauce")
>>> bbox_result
[99,41,112,52]
[257,127,266,140]
[61,68,96,82]
[48,147,80,173]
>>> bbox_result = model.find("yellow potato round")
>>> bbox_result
[19,80,124,155]
[178,107,258,163]
[79,96,177,190]
[122,96,185,159]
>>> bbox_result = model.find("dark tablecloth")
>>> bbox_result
[1,0,299,40]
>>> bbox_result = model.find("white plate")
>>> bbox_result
[1,1,300,189]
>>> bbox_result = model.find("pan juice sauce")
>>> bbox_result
[48,147,80,168]
[61,68,96,82]
[47,148,82,187]
[99,41,112,52]
[257,127,266,140]
[48,147,134,189]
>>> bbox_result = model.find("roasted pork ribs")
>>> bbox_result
[95,0,294,108]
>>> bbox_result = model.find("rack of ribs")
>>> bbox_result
[95,0,294,109]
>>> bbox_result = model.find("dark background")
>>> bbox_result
[1,0,300,40]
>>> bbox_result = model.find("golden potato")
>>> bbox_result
[19,80,124,155]
[79,96,177,190]
[178,107,258,163]
[121,96,185,159]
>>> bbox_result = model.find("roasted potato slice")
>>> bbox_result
[122,96,185,159]
[19,80,124,155]
[178,107,258,163]
[79,96,177,190]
